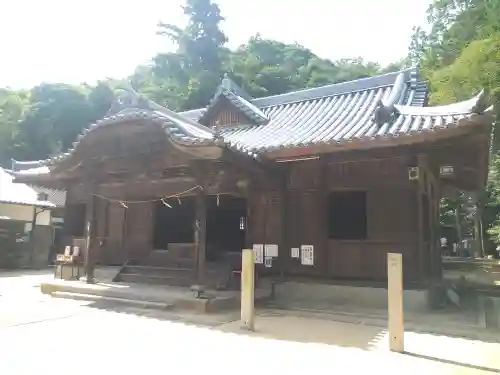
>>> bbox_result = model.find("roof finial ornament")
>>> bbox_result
[107,83,151,115]
[222,73,232,91]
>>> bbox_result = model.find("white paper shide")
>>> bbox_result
[300,245,314,266]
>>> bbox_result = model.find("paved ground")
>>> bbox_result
[1,270,500,374]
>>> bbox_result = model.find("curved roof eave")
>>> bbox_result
[31,110,222,169]
[395,89,488,116]
[260,112,494,159]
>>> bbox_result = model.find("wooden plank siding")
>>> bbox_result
[124,202,153,260]
[206,97,254,128]
[278,155,421,282]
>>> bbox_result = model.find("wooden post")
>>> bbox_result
[28,206,38,267]
[387,252,404,353]
[241,248,255,331]
[195,187,207,289]
[83,191,96,284]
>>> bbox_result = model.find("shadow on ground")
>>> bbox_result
[83,299,386,350]
[81,299,500,372]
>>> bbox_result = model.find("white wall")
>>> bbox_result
[0,203,52,225]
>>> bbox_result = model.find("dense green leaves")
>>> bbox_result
[0,84,114,165]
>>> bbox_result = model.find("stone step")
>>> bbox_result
[51,291,173,310]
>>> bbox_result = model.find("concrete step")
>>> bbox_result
[119,273,194,287]
[144,257,196,269]
[148,244,195,264]
[51,291,173,310]
[122,265,194,277]
[167,243,196,258]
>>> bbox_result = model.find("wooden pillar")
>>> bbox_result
[420,154,441,282]
[416,154,442,283]
[243,179,253,249]
[194,187,207,288]
[83,190,97,283]
[279,171,288,278]
[416,154,426,282]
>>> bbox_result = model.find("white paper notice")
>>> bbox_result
[291,247,300,259]
[301,245,314,266]
[253,244,264,264]
[265,244,278,258]
[264,256,273,268]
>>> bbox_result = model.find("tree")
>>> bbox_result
[410,0,500,255]
[155,0,228,109]
[0,89,28,166]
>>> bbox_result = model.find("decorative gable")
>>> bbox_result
[198,75,269,128]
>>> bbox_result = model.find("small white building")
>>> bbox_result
[0,168,56,224]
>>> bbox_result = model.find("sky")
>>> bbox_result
[0,0,429,89]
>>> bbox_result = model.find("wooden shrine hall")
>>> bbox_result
[12,68,494,290]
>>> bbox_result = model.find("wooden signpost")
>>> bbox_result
[387,252,404,352]
[241,248,255,331]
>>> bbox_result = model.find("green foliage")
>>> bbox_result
[0,83,114,164]
[411,0,500,254]
[486,155,500,243]
[428,36,500,104]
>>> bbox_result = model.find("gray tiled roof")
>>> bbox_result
[11,159,47,171]
[10,67,492,179]
[12,97,218,170]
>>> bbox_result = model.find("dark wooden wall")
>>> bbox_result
[266,154,421,282]
[63,149,430,280]
[62,127,455,283]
